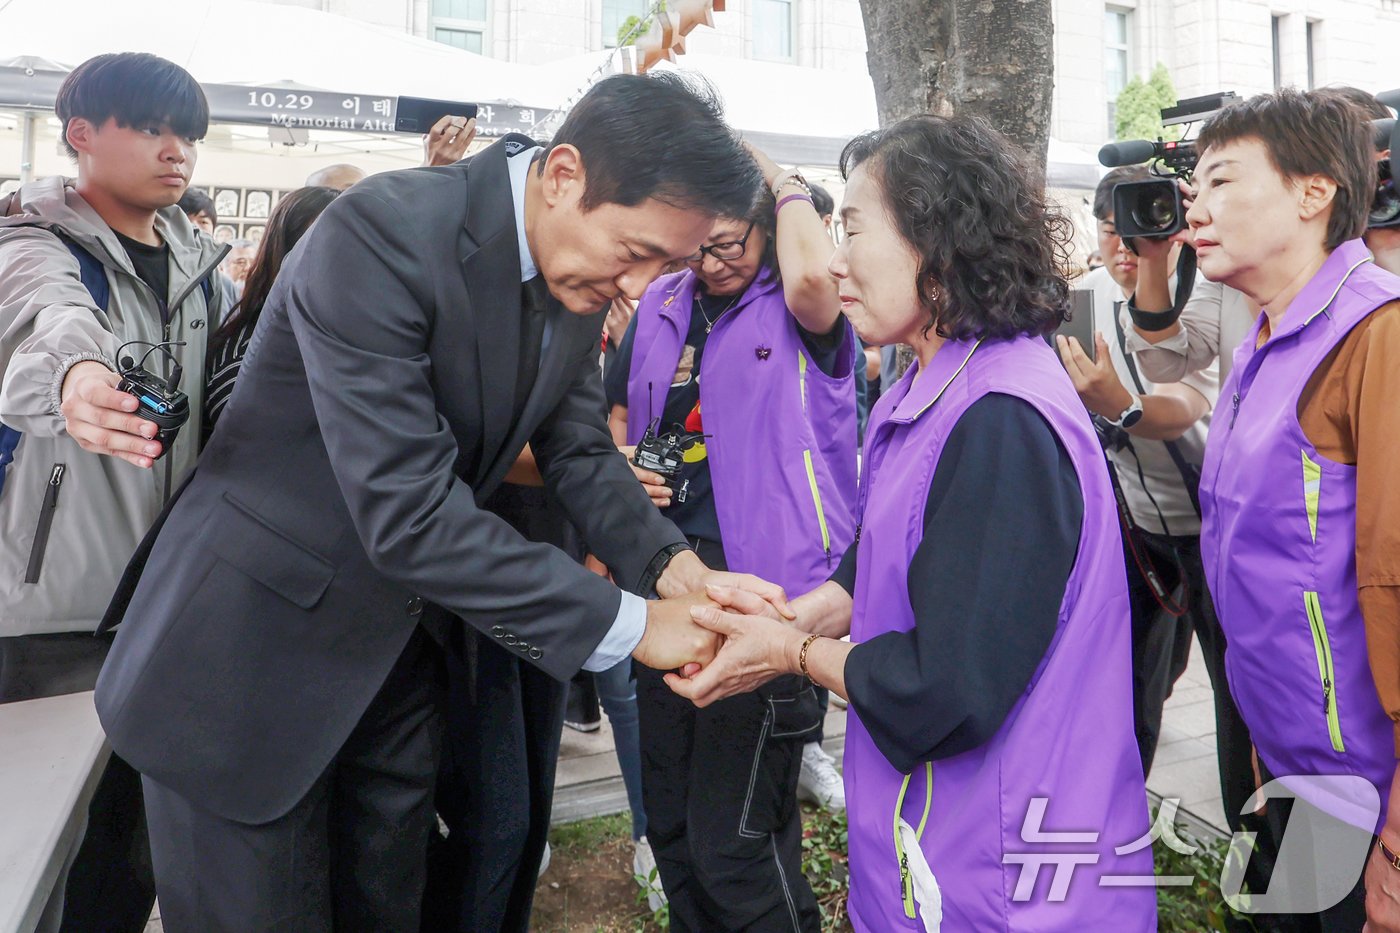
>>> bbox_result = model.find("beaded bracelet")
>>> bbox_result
[776,192,813,214]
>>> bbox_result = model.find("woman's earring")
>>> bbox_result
[927,285,940,303]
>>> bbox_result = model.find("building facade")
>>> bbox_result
[262,0,1398,155]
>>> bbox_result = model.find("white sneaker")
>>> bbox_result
[633,836,666,912]
[797,742,846,810]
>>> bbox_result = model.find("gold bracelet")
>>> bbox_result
[798,633,823,682]
[1379,837,1400,871]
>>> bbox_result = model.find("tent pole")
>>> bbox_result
[19,111,37,185]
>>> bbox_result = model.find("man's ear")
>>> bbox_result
[1297,173,1338,224]
[65,117,98,157]
[538,144,586,208]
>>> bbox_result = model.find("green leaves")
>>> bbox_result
[1116,63,1186,144]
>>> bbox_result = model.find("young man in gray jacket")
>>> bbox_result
[0,52,227,932]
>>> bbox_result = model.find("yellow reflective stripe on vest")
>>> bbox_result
[803,449,832,557]
[1302,450,1321,543]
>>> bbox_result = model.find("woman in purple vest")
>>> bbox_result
[1183,90,1400,932]
[601,147,858,931]
[667,116,1157,930]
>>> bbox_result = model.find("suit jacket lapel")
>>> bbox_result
[481,303,589,491]
[460,140,525,478]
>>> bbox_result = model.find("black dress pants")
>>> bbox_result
[143,626,446,933]
[635,537,820,933]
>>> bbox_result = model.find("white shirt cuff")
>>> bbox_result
[583,591,646,672]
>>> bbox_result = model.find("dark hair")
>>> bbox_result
[56,53,209,159]
[543,72,761,219]
[1316,85,1393,122]
[839,115,1074,342]
[212,187,339,353]
[1196,89,1376,251]
[1092,166,1152,222]
[178,187,217,225]
[809,182,835,219]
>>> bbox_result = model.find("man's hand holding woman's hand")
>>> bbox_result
[663,590,806,707]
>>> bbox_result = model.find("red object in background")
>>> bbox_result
[685,402,703,434]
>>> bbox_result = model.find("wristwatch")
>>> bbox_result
[1110,395,1145,429]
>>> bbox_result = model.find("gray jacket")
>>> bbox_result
[0,177,228,635]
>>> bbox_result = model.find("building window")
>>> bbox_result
[1305,19,1318,89]
[1104,7,1133,136]
[603,0,651,48]
[432,0,487,55]
[1271,15,1283,89]
[753,0,794,62]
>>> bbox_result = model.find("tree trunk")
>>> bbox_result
[858,0,1055,175]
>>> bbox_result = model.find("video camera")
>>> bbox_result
[1098,92,1240,239]
[1371,89,1400,230]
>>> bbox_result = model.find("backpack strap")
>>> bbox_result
[57,236,111,313]
[0,229,111,499]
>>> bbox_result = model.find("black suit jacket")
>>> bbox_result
[94,137,686,825]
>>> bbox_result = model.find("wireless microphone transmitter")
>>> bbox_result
[117,347,189,460]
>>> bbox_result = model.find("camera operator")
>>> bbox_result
[1059,166,1242,776]
[1126,86,1398,385]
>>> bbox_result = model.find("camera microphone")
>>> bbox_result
[121,356,136,370]
[1098,139,1159,167]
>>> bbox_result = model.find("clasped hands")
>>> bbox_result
[635,549,821,708]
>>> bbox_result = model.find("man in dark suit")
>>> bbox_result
[93,73,772,931]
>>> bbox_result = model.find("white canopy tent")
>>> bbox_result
[0,0,1103,191]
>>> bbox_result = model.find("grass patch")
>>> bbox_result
[542,800,1251,930]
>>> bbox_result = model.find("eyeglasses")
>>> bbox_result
[685,222,755,263]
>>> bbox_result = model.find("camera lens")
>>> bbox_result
[1132,187,1178,235]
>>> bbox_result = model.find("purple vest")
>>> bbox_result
[844,335,1155,931]
[626,269,858,593]
[1200,239,1400,832]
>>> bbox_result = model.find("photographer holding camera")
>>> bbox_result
[1124,86,1398,386]
[1059,166,1236,775]
[0,53,229,931]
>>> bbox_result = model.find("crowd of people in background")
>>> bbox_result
[2,47,1400,933]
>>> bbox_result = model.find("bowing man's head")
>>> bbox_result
[522,73,763,315]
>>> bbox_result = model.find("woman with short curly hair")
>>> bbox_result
[667,115,1156,930]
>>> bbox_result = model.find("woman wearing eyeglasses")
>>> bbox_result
[600,146,857,932]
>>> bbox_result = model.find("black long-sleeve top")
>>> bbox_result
[834,393,1085,774]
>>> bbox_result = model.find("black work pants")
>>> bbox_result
[635,537,820,933]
